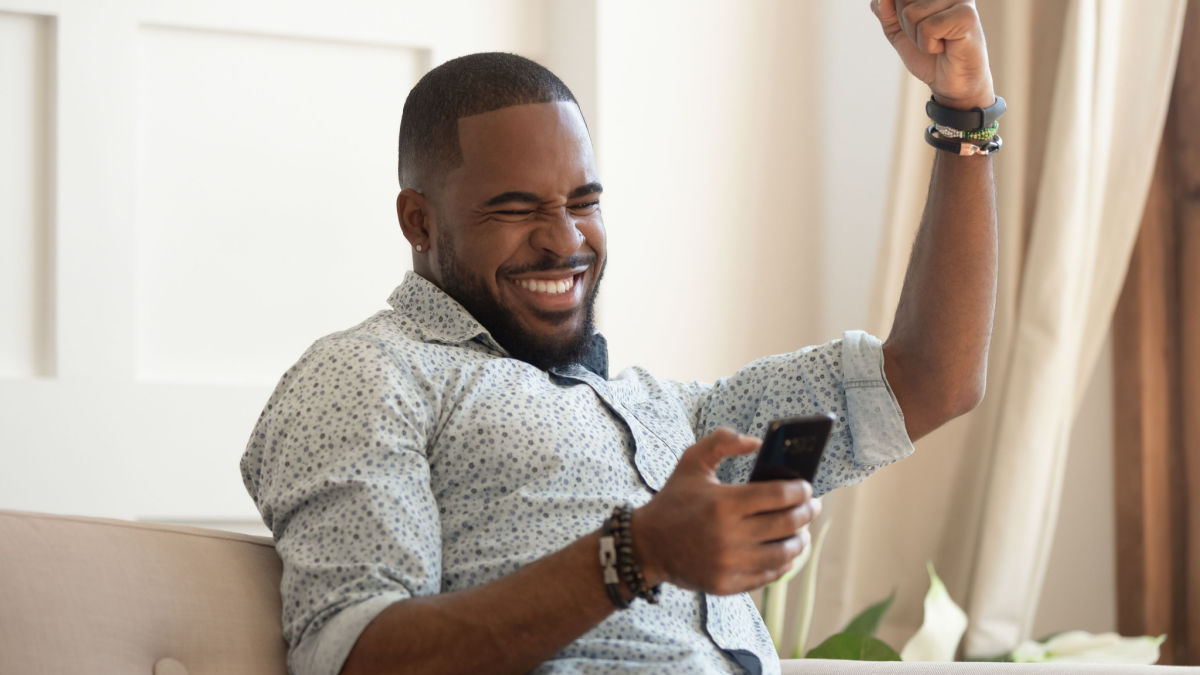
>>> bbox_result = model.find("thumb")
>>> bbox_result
[678,428,761,476]
[872,0,898,24]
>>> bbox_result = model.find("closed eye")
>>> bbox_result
[490,203,597,219]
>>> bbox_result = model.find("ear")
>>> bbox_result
[396,188,433,254]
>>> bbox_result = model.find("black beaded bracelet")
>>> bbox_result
[611,504,661,604]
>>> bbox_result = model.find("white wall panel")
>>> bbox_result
[0,378,270,521]
[52,4,140,379]
[0,0,548,524]
[595,0,827,383]
[0,11,53,378]
[134,26,419,385]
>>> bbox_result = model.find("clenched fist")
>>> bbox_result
[872,0,996,110]
[631,428,821,596]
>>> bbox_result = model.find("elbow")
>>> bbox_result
[940,372,986,422]
[882,342,988,439]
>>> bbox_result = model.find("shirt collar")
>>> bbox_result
[388,272,498,349]
[387,272,610,379]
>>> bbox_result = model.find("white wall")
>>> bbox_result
[0,0,545,527]
[592,1,903,381]
[0,10,53,379]
[594,0,828,381]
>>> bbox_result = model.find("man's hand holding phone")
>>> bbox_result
[632,426,824,596]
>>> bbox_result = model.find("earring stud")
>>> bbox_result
[415,244,423,252]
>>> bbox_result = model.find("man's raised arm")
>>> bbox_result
[871,0,1000,440]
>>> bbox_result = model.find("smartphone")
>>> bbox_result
[747,413,835,483]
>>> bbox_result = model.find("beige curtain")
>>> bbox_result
[801,0,1187,659]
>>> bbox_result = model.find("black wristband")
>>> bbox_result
[926,95,1006,131]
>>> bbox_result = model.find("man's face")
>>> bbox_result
[423,102,606,370]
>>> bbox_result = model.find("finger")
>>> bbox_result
[872,0,903,40]
[894,0,916,44]
[914,3,980,55]
[742,500,820,544]
[742,530,808,573]
[711,538,803,595]
[897,0,963,22]
[724,478,811,515]
[725,564,794,595]
[678,428,760,476]
[896,0,961,49]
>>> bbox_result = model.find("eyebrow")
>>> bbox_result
[569,182,604,199]
[482,182,604,207]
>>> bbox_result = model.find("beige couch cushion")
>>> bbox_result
[2,509,1194,674]
[0,509,287,675]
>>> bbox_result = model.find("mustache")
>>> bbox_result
[503,254,597,276]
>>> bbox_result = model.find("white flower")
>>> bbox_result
[900,562,967,661]
[1010,631,1166,664]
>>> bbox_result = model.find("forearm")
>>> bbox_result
[883,151,997,440]
[341,530,618,675]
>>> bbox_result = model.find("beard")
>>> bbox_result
[437,229,604,372]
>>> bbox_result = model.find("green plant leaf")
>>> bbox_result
[899,561,967,661]
[806,632,902,661]
[841,590,896,637]
[778,525,812,586]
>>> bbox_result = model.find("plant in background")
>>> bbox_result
[1009,632,1167,664]
[758,519,1166,664]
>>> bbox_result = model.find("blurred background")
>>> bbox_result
[0,0,1194,664]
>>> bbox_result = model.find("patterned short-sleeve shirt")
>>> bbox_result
[240,272,913,675]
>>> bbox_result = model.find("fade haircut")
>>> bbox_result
[397,52,580,192]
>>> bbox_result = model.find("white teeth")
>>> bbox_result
[517,276,575,295]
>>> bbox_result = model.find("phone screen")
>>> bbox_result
[747,413,835,483]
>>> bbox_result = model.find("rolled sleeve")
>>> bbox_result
[289,593,405,675]
[840,330,913,469]
[685,330,913,495]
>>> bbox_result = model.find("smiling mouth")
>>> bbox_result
[514,275,577,295]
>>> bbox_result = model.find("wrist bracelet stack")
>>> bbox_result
[924,95,1006,156]
[598,525,628,609]
[599,503,661,610]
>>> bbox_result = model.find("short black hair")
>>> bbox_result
[397,52,580,191]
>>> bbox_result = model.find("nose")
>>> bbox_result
[530,208,585,258]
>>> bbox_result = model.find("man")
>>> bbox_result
[241,0,998,672]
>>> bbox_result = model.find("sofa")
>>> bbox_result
[1,509,1193,674]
